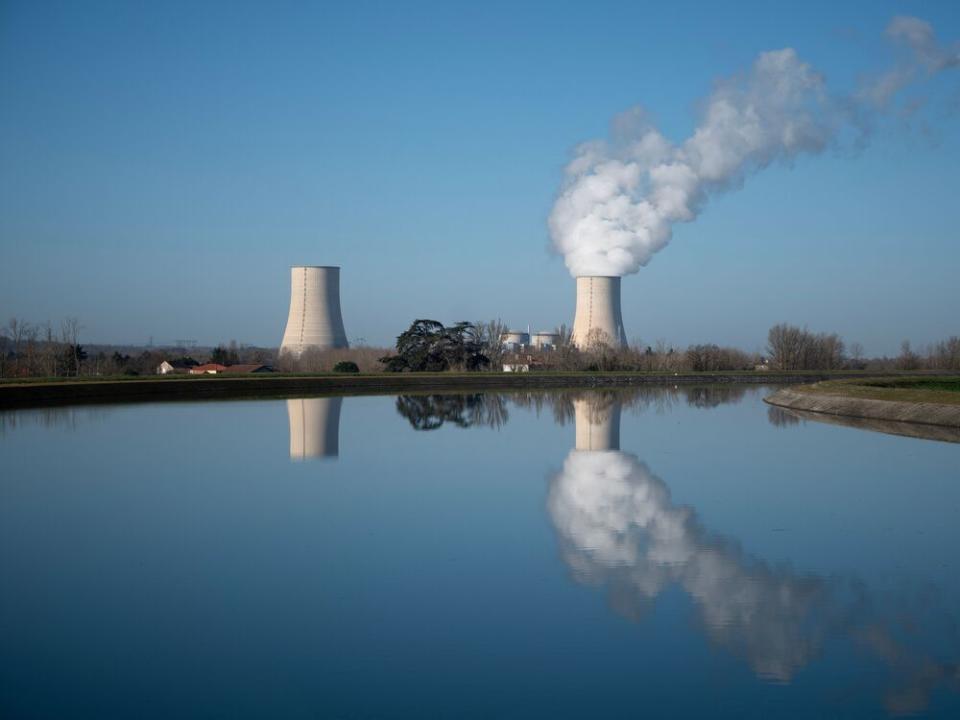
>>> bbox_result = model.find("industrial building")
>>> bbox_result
[501,329,561,352]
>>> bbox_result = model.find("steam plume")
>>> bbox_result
[549,16,959,278]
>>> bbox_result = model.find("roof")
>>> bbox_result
[161,359,198,368]
[190,363,227,373]
[219,364,272,373]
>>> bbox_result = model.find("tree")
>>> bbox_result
[897,340,920,371]
[380,319,489,372]
[333,360,360,373]
[209,345,239,366]
[767,323,808,370]
[475,318,508,370]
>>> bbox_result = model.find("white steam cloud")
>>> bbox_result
[549,16,959,277]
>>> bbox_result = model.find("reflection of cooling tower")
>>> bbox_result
[571,276,627,349]
[287,397,342,460]
[280,266,348,357]
[573,397,621,451]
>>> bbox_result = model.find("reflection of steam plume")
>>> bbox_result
[550,449,826,681]
[287,397,342,460]
[548,393,960,709]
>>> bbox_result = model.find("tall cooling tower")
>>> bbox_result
[571,276,627,349]
[280,266,349,357]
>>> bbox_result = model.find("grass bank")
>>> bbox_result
[784,377,960,406]
[765,376,960,433]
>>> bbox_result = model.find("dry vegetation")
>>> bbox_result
[275,346,392,373]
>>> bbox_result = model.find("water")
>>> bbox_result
[1,386,958,718]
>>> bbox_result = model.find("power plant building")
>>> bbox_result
[571,276,627,349]
[501,330,530,352]
[531,331,560,350]
[280,266,349,357]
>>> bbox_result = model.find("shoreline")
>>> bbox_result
[764,387,960,431]
[0,371,900,410]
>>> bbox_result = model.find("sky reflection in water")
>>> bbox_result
[1,386,958,718]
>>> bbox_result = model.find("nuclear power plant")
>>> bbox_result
[279,266,349,357]
[571,276,627,349]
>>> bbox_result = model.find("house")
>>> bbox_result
[156,358,199,375]
[219,364,274,374]
[503,363,530,372]
[189,363,228,375]
[188,363,274,375]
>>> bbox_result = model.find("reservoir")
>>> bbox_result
[2,386,958,718]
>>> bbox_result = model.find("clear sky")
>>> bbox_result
[1,0,957,356]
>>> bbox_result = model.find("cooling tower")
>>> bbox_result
[571,276,627,349]
[287,397,342,460]
[280,266,348,357]
[573,396,621,451]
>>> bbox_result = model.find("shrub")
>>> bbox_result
[333,360,360,373]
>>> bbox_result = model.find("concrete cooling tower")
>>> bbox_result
[280,266,348,357]
[571,276,627,349]
[287,397,342,460]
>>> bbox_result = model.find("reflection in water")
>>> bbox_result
[287,397,342,460]
[548,392,959,714]
[0,406,112,434]
[683,384,748,409]
[767,404,802,428]
[395,394,509,431]
[769,403,960,444]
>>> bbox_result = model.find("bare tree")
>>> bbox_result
[4,318,30,377]
[476,318,508,371]
[60,317,83,376]
[897,340,920,371]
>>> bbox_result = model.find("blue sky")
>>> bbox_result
[1,0,957,355]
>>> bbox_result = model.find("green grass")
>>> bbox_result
[859,378,960,393]
[794,377,960,406]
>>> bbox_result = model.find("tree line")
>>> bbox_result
[0,317,273,379]
[5,314,958,378]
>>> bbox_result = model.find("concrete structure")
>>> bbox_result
[571,276,627,349]
[287,397,342,460]
[531,331,561,351]
[501,330,530,352]
[280,266,348,358]
[573,396,621,451]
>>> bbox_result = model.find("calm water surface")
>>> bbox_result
[1,386,958,718]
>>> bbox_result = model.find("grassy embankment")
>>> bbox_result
[789,377,960,406]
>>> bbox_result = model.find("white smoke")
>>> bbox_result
[549,16,959,278]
